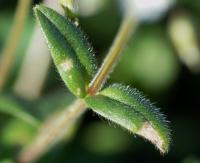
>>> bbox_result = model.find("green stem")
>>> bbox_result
[88,16,137,95]
[0,0,31,90]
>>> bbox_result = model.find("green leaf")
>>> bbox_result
[0,95,40,128]
[34,5,97,98]
[85,84,171,153]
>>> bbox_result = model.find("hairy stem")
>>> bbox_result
[88,16,137,95]
[18,99,87,163]
[0,0,32,90]
[18,14,137,163]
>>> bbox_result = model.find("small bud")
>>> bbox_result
[60,0,78,15]
[60,0,79,26]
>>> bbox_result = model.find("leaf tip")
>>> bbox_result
[137,121,170,154]
[33,4,46,17]
[33,4,42,20]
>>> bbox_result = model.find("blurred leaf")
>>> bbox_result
[0,12,35,89]
[1,119,37,146]
[0,95,40,127]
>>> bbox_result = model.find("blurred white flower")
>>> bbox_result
[122,0,175,22]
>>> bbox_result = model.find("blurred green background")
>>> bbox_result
[0,0,200,162]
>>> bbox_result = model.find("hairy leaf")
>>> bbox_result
[34,5,97,98]
[85,84,171,153]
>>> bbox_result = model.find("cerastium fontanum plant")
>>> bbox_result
[19,2,171,163]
